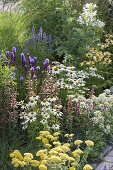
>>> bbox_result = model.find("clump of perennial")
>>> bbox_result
[51,62,103,96]
[19,95,63,131]
[10,131,94,170]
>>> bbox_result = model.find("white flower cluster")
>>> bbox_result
[19,96,40,130]
[40,97,63,131]
[51,62,103,96]
[19,96,63,131]
[77,3,105,28]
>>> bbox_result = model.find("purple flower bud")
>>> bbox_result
[47,65,50,72]
[43,58,49,69]
[30,66,35,77]
[21,53,25,61]
[12,47,16,54]
[36,66,40,72]
[23,59,26,66]
[30,66,35,72]
[20,76,24,85]
[21,53,26,66]
[6,51,10,58]
[30,58,35,66]
[33,74,37,79]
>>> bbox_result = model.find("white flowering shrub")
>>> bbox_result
[77,3,105,28]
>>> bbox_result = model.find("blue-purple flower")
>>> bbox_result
[43,58,49,69]
[11,52,15,61]
[21,53,26,66]
[12,47,16,54]
[36,66,40,72]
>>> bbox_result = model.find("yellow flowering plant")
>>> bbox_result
[10,131,94,170]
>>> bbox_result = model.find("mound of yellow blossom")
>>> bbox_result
[10,131,94,170]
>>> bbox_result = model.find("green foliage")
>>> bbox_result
[22,0,104,66]
[0,60,16,88]
[0,12,26,52]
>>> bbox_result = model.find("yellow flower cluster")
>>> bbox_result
[36,131,59,144]
[81,48,111,67]
[74,140,94,147]
[10,150,39,168]
[10,131,94,170]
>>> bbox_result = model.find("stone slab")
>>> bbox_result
[108,151,113,157]
[95,161,113,170]
[104,156,113,163]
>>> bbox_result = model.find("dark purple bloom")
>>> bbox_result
[12,47,16,54]
[20,76,24,85]
[30,58,35,66]
[43,58,49,69]
[21,53,25,61]
[34,57,37,65]
[11,52,15,61]
[21,53,26,66]
[6,51,10,58]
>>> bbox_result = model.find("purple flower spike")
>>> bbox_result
[21,53,26,66]
[11,52,15,61]
[12,47,16,54]
[38,27,43,42]
[36,66,40,72]
[6,51,10,58]
[43,58,49,69]
[21,53,25,61]
[20,76,24,85]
